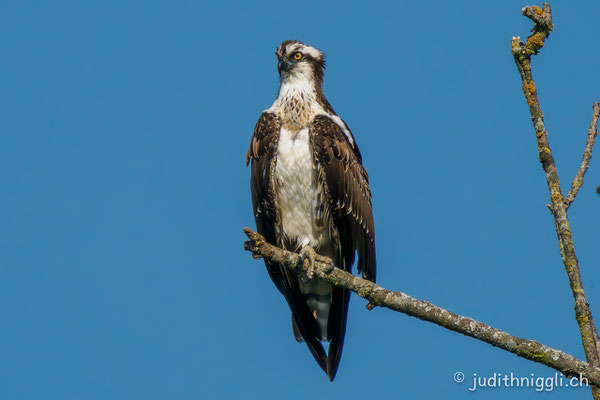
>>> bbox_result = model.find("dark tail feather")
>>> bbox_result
[281,268,328,374]
[291,312,328,373]
[326,286,351,381]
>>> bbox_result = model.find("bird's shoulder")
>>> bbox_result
[309,113,363,164]
[246,111,281,165]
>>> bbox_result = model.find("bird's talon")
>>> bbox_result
[300,245,318,279]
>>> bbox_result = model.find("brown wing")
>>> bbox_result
[246,111,281,288]
[310,114,376,281]
[309,114,376,381]
[246,111,328,374]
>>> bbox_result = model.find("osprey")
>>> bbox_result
[246,40,376,381]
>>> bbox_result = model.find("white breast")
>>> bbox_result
[275,127,327,249]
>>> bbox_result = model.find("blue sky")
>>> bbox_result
[1,1,599,399]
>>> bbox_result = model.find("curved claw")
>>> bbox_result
[300,245,318,279]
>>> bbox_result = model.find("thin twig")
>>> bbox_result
[243,227,600,387]
[511,3,600,398]
[566,102,600,207]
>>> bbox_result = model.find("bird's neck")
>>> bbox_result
[275,74,323,132]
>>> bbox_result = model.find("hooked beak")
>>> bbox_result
[277,58,290,75]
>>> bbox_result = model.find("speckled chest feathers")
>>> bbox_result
[271,76,330,251]
[277,77,320,132]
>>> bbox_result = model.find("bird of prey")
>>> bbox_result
[246,40,376,381]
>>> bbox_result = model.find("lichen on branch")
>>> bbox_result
[511,3,600,398]
[243,228,600,387]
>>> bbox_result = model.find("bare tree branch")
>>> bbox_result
[243,3,600,395]
[566,102,600,207]
[511,3,600,398]
[243,227,600,387]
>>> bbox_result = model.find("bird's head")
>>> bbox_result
[275,40,326,86]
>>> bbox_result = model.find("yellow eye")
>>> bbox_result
[292,52,303,60]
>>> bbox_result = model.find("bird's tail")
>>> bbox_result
[292,274,350,381]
